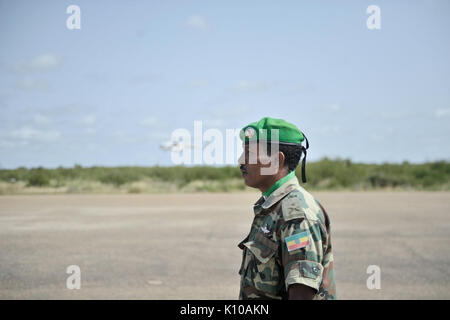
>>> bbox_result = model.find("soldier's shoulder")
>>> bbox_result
[280,187,321,222]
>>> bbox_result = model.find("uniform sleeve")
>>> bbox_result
[279,217,325,292]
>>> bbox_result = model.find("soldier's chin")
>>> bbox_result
[242,175,257,188]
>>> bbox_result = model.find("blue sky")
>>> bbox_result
[0,0,449,168]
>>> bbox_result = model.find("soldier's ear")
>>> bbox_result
[278,151,286,168]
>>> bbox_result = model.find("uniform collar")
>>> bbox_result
[262,171,296,198]
[253,174,300,215]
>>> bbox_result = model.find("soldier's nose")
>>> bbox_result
[238,152,246,165]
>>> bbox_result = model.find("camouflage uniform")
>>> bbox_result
[238,175,337,300]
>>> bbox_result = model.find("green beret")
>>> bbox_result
[239,117,305,145]
[239,117,310,183]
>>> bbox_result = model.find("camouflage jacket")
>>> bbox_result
[238,175,337,300]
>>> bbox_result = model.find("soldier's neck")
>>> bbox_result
[259,169,289,195]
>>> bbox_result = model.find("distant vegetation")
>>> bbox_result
[0,159,449,195]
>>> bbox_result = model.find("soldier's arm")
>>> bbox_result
[288,283,316,300]
[279,217,324,297]
[279,193,327,298]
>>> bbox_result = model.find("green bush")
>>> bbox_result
[27,172,50,187]
[1,160,449,192]
[98,171,139,186]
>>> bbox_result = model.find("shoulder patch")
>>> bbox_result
[281,189,319,222]
[285,231,310,252]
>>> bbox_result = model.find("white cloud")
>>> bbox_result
[186,79,209,89]
[203,119,227,128]
[186,15,207,29]
[84,128,97,135]
[8,126,61,142]
[234,80,276,92]
[32,114,52,125]
[369,132,383,142]
[0,140,15,148]
[380,111,408,120]
[129,73,162,85]
[311,125,342,136]
[14,54,62,73]
[140,116,158,127]
[291,83,316,94]
[318,103,340,112]
[211,105,253,118]
[435,108,450,118]
[113,130,136,144]
[329,103,340,111]
[146,131,168,141]
[81,115,96,125]
[15,77,49,90]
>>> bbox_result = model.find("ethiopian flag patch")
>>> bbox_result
[285,231,310,252]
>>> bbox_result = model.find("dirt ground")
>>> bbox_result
[0,192,449,300]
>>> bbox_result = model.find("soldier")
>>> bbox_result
[237,117,337,300]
